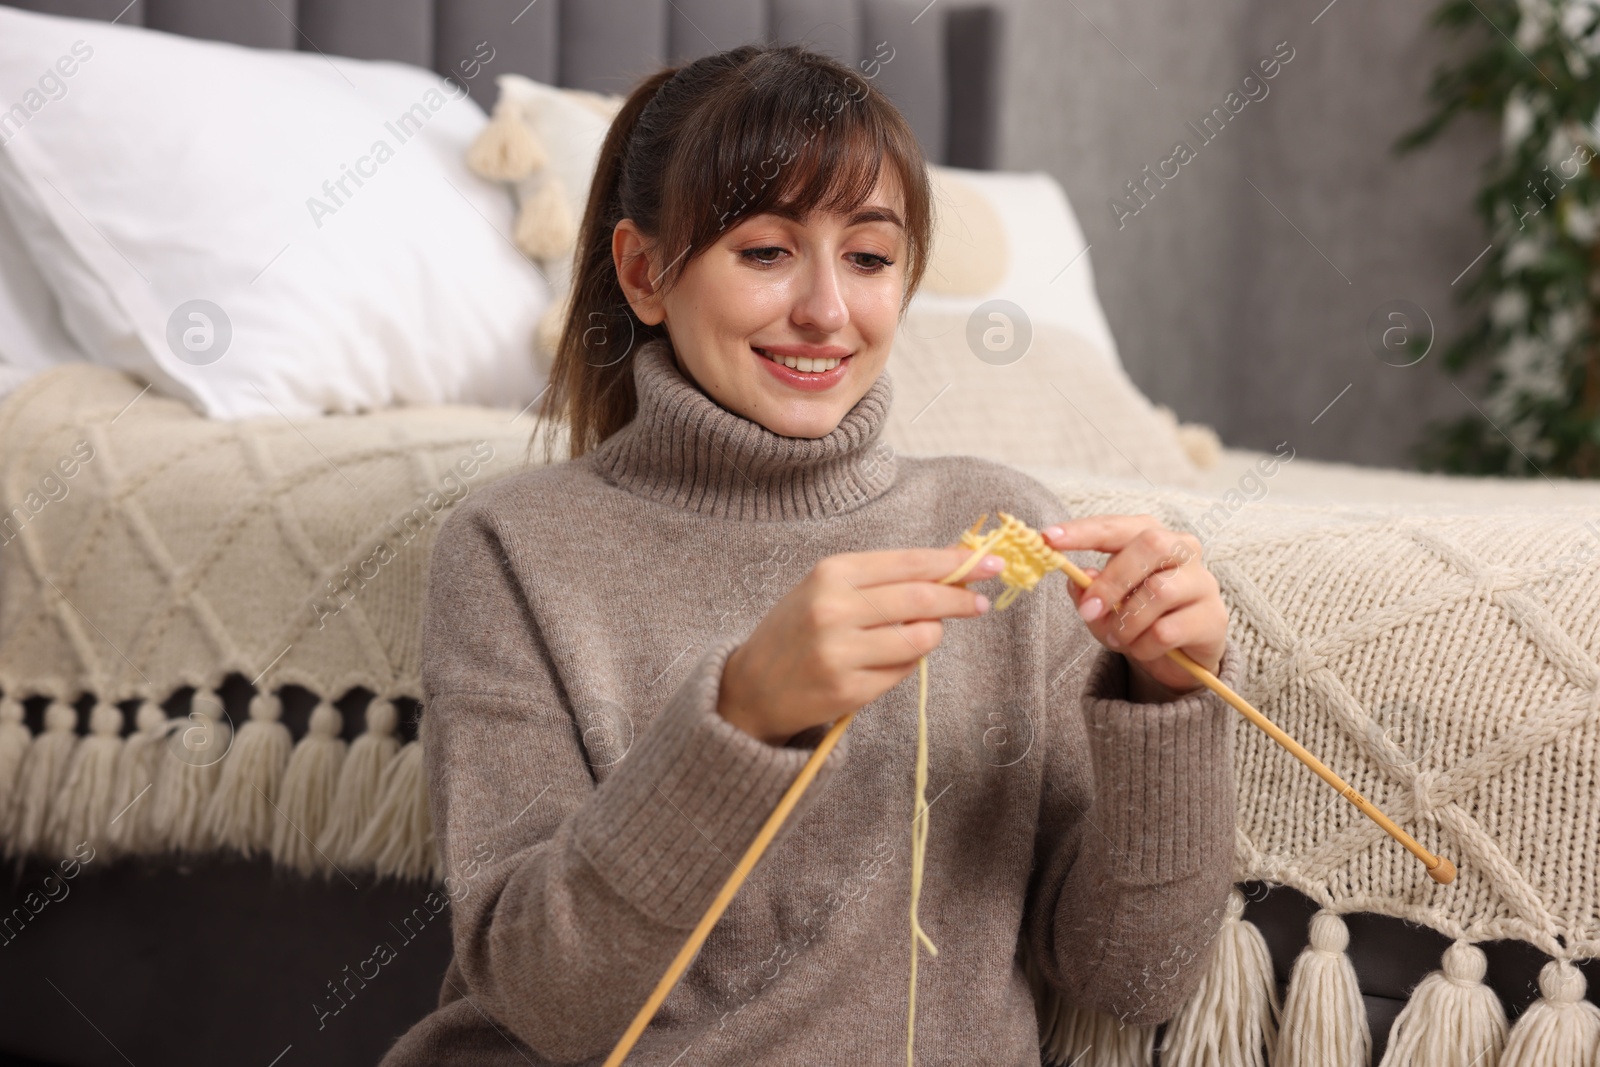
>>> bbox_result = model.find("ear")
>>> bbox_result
[612,219,666,326]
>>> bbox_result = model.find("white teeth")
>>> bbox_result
[756,347,842,373]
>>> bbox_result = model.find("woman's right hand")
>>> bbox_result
[716,545,1006,745]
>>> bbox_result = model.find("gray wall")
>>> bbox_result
[995,0,1501,469]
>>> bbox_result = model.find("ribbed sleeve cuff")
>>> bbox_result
[573,635,850,929]
[1080,638,1241,886]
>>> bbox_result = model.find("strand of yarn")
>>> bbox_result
[907,655,939,1066]
[917,512,1061,1064]
[1376,939,1508,1067]
[1500,959,1600,1066]
[1277,910,1370,1067]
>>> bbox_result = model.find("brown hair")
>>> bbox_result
[529,43,935,463]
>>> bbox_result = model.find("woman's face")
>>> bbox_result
[613,169,907,438]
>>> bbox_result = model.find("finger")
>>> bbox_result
[1115,599,1223,664]
[847,618,946,670]
[826,545,1004,589]
[1096,565,1211,650]
[1081,527,1202,618]
[842,578,990,630]
[1040,514,1167,555]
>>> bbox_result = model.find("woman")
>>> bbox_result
[381,42,1242,1066]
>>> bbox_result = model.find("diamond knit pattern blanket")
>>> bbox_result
[1013,462,1600,963]
[1,362,1598,1066]
[0,362,544,883]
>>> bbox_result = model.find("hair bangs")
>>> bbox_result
[657,55,922,289]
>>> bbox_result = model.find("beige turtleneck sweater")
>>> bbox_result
[378,336,1242,1066]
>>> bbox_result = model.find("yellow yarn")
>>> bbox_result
[957,511,1071,609]
[906,512,1071,1064]
[907,655,938,1066]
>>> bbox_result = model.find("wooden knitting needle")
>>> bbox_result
[959,512,1456,886]
[602,707,856,1067]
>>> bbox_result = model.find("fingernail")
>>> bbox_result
[983,554,1003,571]
[1105,631,1120,649]
[1042,525,1063,541]
[974,593,990,614]
[1079,596,1103,622]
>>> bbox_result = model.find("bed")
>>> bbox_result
[0,1,1597,1065]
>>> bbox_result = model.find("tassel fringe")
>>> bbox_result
[465,97,545,181]
[0,693,34,841]
[1046,1003,1155,1067]
[6,700,78,858]
[1159,886,1280,1066]
[512,176,577,261]
[45,699,123,859]
[0,687,438,883]
[316,698,401,871]
[150,686,228,854]
[1500,959,1600,1066]
[106,702,170,856]
[268,700,347,875]
[1020,934,1156,1066]
[348,738,436,882]
[1276,910,1370,1067]
[204,691,291,857]
[0,682,438,883]
[1377,939,1508,1067]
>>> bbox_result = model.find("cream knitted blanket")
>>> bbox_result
[0,362,546,883]
[1,362,1596,1065]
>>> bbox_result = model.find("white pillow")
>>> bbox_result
[0,192,86,383]
[0,7,551,420]
[909,168,1124,373]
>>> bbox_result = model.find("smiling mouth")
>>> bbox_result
[752,346,848,373]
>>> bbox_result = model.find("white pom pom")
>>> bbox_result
[465,98,546,181]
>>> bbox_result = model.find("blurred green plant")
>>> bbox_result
[1398,0,1600,477]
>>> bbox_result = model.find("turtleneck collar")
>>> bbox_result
[589,336,898,521]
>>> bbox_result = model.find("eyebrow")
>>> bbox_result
[764,203,905,229]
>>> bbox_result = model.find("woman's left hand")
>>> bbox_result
[1040,515,1228,698]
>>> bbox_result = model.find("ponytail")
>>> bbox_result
[528,65,669,465]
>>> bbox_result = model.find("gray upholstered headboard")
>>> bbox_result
[1,0,1003,167]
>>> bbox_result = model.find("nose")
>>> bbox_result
[790,250,849,335]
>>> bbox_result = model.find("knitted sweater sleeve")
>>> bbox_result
[1019,517,1243,1027]
[418,502,849,1063]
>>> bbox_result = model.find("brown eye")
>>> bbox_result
[741,247,785,265]
[851,252,893,273]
